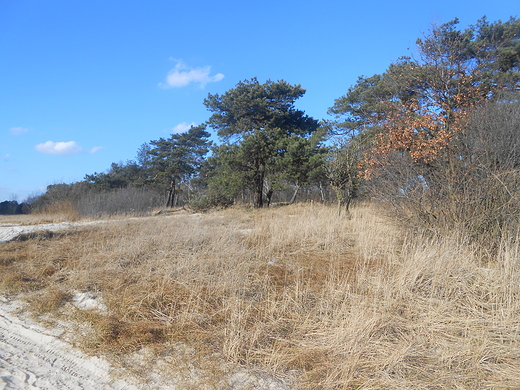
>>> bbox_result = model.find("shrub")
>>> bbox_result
[75,187,165,217]
[368,93,520,248]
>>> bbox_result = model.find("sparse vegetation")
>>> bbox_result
[2,203,520,388]
[2,15,520,389]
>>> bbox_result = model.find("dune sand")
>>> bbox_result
[0,296,137,390]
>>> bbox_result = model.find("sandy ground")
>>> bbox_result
[0,221,291,390]
[0,221,105,244]
[0,221,138,389]
[0,296,138,390]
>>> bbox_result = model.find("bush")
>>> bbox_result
[75,187,165,217]
[31,183,166,218]
[368,93,520,248]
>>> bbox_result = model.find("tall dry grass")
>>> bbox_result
[25,200,81,224]
[1,203,520,388]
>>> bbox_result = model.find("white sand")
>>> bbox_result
[0,221,104,244]
[0,297,137,390]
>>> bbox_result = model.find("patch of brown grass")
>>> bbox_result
[0,204,80,226]
[28,287,72,314]
[2,202,520,388]
[29,201,81,223]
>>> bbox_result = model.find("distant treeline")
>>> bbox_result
[13,16,520,250]
[0,200,31,215]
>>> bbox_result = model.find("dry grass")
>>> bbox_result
[0,200,158,226]
[0,201,81,225]
[1,202,520,388]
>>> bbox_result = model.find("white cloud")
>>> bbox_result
[35,141,83,156]
[159,60,224,89]
[172,122,197,133]
[1,154,10,161]
[9,127,28,135]
[89,146,103,154]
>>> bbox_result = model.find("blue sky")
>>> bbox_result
[1,0,518,202]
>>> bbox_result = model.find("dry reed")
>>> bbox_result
[1,203,520,388]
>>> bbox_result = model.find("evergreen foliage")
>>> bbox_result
[24,16,520,226]
[204,78,322,207]
[146,124,211,207]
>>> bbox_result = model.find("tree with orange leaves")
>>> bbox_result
[330,17,520,176]
[328,17,520,237]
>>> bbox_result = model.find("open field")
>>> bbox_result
[1,203,520,389]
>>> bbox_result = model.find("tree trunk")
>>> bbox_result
[319,182,325,203]
[332,185,343,216]
[266,189,274,207]
[344,191,352,212]
[166,177,176,208]
[344,178,357,217]
[253,162,265,208]
[254,183,264,208]
[289,184,301,204]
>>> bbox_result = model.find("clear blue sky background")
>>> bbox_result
[1,0,518,202]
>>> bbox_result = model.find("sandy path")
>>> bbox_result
[0,299,137,390]
[0,221,139,389]
[0,221,104,244]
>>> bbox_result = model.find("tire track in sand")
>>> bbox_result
[0,304,137,390]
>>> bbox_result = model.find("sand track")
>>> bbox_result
[0,220,141,389]
[0,299,137,390]
[0,221,104,244]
